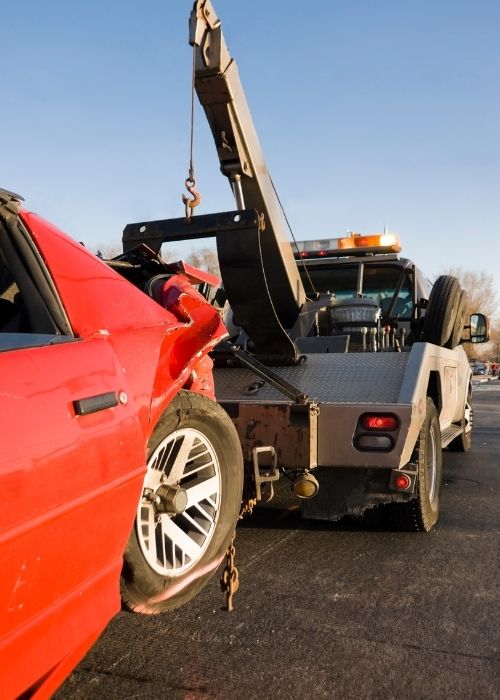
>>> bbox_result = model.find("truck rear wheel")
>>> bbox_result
[121,391,243,614]
[388,398,442,532]
[422,275,461,347]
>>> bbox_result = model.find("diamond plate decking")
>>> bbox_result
[215,352,411,405]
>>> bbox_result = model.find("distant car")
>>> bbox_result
[473,362,487,375]
[0,189,242,698]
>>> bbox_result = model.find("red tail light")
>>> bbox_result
[361,414,399,431]
[394,473,411,490]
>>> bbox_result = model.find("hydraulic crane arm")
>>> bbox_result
[189,1,306,338]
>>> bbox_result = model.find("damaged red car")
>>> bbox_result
[0,189,242,698]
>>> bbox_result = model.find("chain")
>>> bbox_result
[220,498,257,611]
[239,498,257,519]
[220,532,239,612]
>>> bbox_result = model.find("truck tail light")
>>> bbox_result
[388,468,416,493]
[361,414,399,431]
[354,413,400,452]
[394,473,411,490]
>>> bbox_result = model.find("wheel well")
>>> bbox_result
[427,371,442,415]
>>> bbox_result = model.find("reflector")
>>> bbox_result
[356,434,393,451]
[394,473,411,490]
[292,472,319,499]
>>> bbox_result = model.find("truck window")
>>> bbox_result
[299,264,414,319]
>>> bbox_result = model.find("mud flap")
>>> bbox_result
[301,467,414,521]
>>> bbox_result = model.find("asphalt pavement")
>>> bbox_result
[57,382,500,700]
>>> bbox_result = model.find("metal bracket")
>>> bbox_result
[252,446,280,502]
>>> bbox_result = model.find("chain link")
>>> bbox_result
[220,498,257,611]
[238,497,257,520]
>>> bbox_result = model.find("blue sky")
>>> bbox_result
[2,1,499,301]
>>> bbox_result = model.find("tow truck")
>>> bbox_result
[122,1,489,538]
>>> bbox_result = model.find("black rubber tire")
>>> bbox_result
[445,289,467,349]
[388,398,443,532]
[121,390,243,614]
[448,385,472,452]
[422,275,461,347]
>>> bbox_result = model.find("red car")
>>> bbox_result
[0,189,242,698]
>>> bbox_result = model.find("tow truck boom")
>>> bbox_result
[189,1,306,357]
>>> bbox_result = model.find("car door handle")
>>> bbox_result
[73,391,118,416]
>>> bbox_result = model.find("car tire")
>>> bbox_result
[448,386,473,453]
[422,275,461,347]
[388,398,443,532]
[121,390,243,614]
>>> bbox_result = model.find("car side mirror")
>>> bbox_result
[467,313,489,344]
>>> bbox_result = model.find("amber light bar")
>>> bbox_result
[294,232,402,259]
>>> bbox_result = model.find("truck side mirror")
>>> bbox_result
[468,313,489,344]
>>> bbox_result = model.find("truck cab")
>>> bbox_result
[293,232,429,352]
